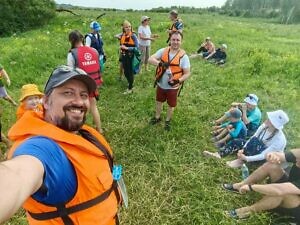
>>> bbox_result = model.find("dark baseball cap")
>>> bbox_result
[44,65,96,95]
[226,108,242,119]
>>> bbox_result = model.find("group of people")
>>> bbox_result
[202,95,300,222]
[0,9,191,224]
[190,37,227,65]
[0,8,298,225]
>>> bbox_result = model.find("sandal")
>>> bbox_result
[222,183,240,194]
[226,209,250,220]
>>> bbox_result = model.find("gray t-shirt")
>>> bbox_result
[155,48,190,90]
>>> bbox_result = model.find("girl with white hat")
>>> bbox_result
[226,110,289,168]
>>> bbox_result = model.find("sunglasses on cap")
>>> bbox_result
[246,94,255,100]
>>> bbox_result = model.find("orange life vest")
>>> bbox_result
[7,111,120,225]
[16,102,43,120]
[155,47,186,87]
[120,32,136,54]
[70,46,102,86]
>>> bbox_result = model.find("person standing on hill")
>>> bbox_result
[119,20,139,94]
[138,15,158,73]
[166,10,183,44]
[85,21,106,73]
[148,31,191,131]
[0,65,121,224]
[67,30,103,133]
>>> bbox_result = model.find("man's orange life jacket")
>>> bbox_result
[70,46,102,86]
[8,111,120,225]
[155,47,186,88]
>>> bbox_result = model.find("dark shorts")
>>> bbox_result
[271,170,300,222]
[156,86,178,107]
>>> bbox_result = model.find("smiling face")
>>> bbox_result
[24,95,41,110]
[43,79,90,132]
[123,22,132,34]
[170,33,182,51]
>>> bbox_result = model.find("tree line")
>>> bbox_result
[222,0,300,24]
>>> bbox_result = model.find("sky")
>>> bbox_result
[55,0,227,10]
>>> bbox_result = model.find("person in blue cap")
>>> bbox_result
[85,21,106,73]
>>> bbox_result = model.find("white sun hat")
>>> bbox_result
[267,110,289,130]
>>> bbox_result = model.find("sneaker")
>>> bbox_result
[164,120,171,131]
[123,89,133,95]
[149,117,161,125]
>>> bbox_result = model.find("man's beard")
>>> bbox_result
[56,105,87,132]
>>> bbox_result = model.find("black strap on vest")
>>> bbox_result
[28,129,121,224]
[28,181,118,223]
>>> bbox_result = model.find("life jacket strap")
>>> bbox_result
[28,181,118,223]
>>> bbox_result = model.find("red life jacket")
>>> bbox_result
[71,46,102,86]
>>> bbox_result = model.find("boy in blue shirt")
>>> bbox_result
[212,108,247,148]
[205,108,247,159]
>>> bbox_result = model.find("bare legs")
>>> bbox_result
[230,162,299,217]
[89,97,103,133]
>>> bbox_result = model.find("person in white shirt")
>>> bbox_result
[227,110,289,168]
[138,16,158,72]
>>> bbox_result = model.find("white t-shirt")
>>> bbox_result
[244,123,287,162]
[155,48,190,90]
[138,25,151,46]
[67,52,75,68]
[85,33,102,47]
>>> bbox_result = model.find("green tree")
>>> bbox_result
[0,0,56,36]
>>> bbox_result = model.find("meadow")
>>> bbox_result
[0,9,299,225]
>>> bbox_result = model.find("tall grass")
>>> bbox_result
[0,10,299,225]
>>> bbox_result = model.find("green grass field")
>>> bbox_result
[1,9,300,225]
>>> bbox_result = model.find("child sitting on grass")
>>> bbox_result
[0,63,17,106]
[206,108,247,158]
[16,84,43,120]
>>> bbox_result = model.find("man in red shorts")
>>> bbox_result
[148,31,191,131]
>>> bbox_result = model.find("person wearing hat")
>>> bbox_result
[204,108,247,158]
[207,44,228,65]
[85,21,106,73]
[138,16,158,73]
[223,147,300,222]
[226,110,289,168]
[166,9,183,43]
[16,84,44,120]
[119,20,139,94]
[215,94,262,137]
[0,65,121,224]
